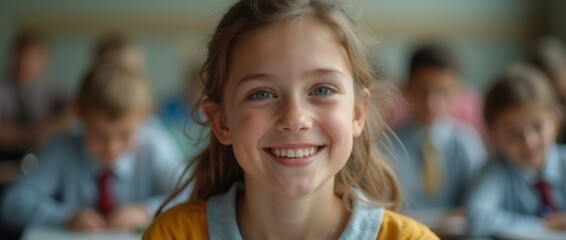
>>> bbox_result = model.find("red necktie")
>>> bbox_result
[97,169,115,216]
[535,179,559,212]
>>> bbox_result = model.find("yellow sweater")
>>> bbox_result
[143,201,438,240]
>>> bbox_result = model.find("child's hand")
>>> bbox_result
[66,208,108,231]
[544,212,566,230]
[107,204,150,231]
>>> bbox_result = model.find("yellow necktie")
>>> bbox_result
[422,134,442,194]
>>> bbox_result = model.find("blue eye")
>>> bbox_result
[249,90,274,100]
[310,86,334,96]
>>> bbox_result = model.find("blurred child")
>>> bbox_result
[390,43,485,210]
[0,64,184,232]
[143,0,437,239]
[68,33,169,137]
[528,36,566,143]
[466,64,566,237]
[391,44,484,136]
[92,34,145,71]
[0,30,68,161]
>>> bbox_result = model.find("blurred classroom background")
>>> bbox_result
[1,0,564,100]
[2,0,561,160]
[1,0,566,239]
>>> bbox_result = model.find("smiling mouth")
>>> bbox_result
[265,146,324,158]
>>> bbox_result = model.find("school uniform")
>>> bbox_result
[390,116,486,210]
[143,183,438,239]
[466,144,566,237]
[0,118,187,229]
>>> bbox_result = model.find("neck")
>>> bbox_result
[238,178,345,240]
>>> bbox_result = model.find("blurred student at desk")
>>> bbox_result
[388,43,485,210]
[0,64,186,234]
[466,65,566,237]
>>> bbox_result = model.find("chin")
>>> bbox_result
[273,176,334,198]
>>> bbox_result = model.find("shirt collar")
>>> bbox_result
[206,183,385,240]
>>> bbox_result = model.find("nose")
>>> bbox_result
[276,97,313,133]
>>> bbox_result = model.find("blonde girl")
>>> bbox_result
[143,0,436,239]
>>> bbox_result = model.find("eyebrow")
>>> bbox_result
[236,73,272,87]
[307,68,346,77]
[235,67,346,87]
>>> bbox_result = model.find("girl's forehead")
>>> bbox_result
[236,17,341,47]
[230,19,349,69]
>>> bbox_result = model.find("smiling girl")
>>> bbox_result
[143,0,437,239]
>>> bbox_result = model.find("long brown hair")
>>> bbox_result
[158,0,401,215]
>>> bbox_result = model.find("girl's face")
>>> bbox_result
[205,18,368,197]
[491,103,560,170]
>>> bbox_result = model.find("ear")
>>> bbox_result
[202,100,232,145]
[353,88,370,137]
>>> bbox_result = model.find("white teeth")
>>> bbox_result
[287,149,295,157]
[270,147,319,158]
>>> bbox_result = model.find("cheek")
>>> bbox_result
[232,109,272,136]
[319,102,355,146]
[313,105,354,173]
